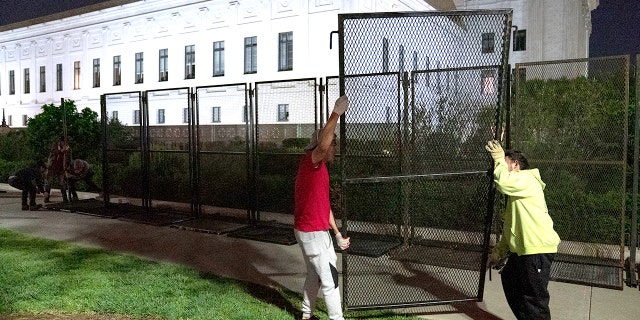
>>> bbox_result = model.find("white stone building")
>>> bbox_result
[0,0,598,127]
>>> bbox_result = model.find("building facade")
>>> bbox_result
[0,0,597,127]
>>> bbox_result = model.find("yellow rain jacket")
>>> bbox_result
[492,158,560,257]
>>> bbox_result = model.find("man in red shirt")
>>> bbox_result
[294,95,350,320]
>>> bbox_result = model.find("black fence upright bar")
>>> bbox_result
[100,94,110,205]
[190,87,199,216]
[630,55,639,288]
[141,91,150,210]
[248,84,258,223]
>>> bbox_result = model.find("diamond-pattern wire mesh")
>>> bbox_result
[103,92,144,199]
[146,89,192,204]
[254,79,318,216]
[339,11,511,309]
[196,84,250,210]
[511,56,629,289]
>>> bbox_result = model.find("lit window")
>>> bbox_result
[185,45,195,79]
[73,61,81,89]
[183,108,189,124]
[133,110,140,125]
[159,49,168,82]
[93,59,100,88]
[9,70,15,95]
[278,32,293,71]
[24,68,30,94]
[514,29,526,51]
[39,66,46,92]
[212,107,221,123]
[482,32,495,54]
[244,36,257,74]
[135,52,144,84]
[56,64,63,91]
[113,56,121,86]
[158,109,165,124]
[277,104,289,122]
[213,41,224,77]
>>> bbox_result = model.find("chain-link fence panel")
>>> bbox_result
[146,88,192,207]
[103,92,144,200]
[195,84,250,212]
[511,56,629,289]
[254,79,318,218]
[339,11,511,309]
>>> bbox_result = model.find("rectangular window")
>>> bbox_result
[182,108,189,124]
[185,45,195,79]
[9,70,15,95]
[24,68,30,94]
[278,32,293,71]
[159,49,168,82]
[39,66,46,92]
[482,32,495,54]
[213,41,224,77]
[158,109,165,124]
[112,110,118,121]
[514,29,526,51]
[56,64,63,91]
[93,58,100,88]
[22,115,28,126]
[212,107,221,123]
[113,55,121,86]
[133,110,140,125]
[244,36,257,74]
[135,52,144,83]
[277,104,289,122]
[73,61,81,89]
[481,69,496,95]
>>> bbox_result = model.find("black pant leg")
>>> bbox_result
[520,253,554,320]
[501,253,526,319]
[502,253,555,320]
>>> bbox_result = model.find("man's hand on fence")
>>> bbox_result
[485,140,505,161]
[332,95,349,116]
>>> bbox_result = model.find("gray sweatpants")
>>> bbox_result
[294,229,344,320]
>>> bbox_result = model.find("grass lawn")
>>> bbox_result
[0,229,421,320]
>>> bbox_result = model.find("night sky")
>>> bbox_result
[0,0,638,59]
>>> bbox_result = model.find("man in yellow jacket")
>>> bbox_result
[485,140,560,320]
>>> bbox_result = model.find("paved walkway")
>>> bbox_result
[0,185,638,320]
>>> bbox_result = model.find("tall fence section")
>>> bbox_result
[511,56,630,290]
[338,11,511,309]
[47,10,638,314]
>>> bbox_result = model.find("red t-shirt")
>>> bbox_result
[294,152,330,232]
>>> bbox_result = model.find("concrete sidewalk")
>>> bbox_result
[1,185,638,320]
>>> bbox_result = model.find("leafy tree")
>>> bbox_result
[27,100,101,162]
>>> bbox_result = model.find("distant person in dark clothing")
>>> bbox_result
[44,137,71,203]
[8,161,47,210]
[65,159,102,201]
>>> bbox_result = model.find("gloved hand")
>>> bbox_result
[332,95,349,116]
[487,248,508,270]
[335,232,350,250]
[485,140,505,161]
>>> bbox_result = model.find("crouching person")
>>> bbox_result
[65,159,102,202]
[8,161,47,210]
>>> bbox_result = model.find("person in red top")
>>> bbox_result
[294,95,350,320]
[44,137,71,203]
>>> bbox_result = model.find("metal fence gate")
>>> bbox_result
[510,56,629,290]
[338,10,512,309]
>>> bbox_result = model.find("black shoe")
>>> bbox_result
[29,204,42,211]
[22,205,29,210]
